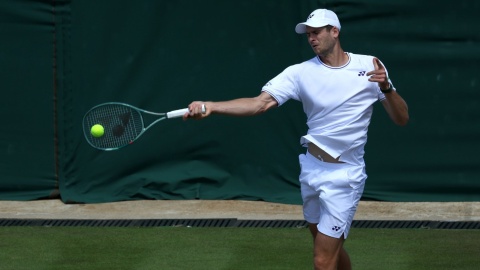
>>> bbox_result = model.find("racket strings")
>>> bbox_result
[84,104,143,149]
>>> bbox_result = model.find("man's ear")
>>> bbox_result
[332,27,340,38]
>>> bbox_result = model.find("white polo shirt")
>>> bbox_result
[262,52,392,166]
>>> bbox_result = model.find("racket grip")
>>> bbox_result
[167,108,189,118]
[166,104,206,118]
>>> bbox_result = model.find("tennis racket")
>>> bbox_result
[82,102,204,151]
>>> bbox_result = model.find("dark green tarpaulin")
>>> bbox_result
[0,0,479,203]
[0,0,57,199]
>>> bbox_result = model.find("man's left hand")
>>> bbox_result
[367,58,390,90]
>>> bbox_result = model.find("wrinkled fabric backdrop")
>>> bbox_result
[0,0,478,203]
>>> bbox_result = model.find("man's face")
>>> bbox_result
[305,26,337,57]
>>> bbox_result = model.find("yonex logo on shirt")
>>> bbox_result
[358,71,366,76]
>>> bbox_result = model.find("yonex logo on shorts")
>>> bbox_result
[332,226,341,231]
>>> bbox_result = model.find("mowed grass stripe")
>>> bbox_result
[1,227,479,270]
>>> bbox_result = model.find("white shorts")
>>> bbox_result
[299,152,367,239]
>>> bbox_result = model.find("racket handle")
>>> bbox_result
[166,104,206,118]
[167,108,189,118]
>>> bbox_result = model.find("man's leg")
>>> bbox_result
[309,224,351,270]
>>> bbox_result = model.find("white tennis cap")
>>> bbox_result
[295,9,341,34]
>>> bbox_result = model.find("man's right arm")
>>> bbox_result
[184,91,278,120]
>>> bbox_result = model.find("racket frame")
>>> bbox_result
[82,102,200,151]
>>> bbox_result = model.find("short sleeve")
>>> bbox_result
[261,65,301,106]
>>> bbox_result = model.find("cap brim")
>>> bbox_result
[295,22,329,34]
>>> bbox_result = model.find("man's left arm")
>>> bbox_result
[380,90,409,126]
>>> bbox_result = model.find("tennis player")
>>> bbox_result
[185,8,408,270]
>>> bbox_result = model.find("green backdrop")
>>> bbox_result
[0,0,478,203]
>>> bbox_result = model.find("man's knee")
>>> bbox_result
[313,254,337,270]
[313,232,345,270]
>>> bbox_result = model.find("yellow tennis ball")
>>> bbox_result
[91,124,104,138]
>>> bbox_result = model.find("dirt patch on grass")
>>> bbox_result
[1,200,479,221]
